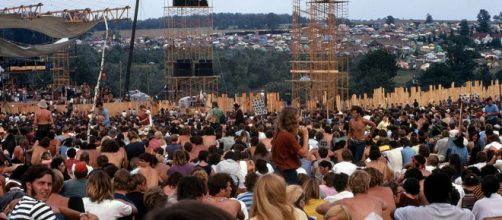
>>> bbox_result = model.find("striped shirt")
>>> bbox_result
[9,196,55,220]
[237,191,253,211]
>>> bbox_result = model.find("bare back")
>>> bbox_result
[31,145,47,165]
[336,194,386,220]
[35,109,53,125]
[368,187,396,220]
[139,166,160,189]
[203,198,241,219]
[366,160,393,182]
[101,151,124,168]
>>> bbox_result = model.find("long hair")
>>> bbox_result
[286,185,304,208]
[250,174,296,220]
[87,170,113,203]
[173,150,188,166]
[303,178,320,203]
[276,107,299,134]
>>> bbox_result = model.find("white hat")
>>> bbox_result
[37,100,48,109]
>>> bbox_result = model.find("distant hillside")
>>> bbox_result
[93,13,305,31]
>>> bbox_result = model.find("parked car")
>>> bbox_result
[127,90,149,101]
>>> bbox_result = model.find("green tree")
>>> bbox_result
[350,49,398,95]
[419,63,454,86]
[491,38,502,48]
[425,13,433,24]
[495,69,502,82]
[477,9,491,33]
[459,19,470,37]
[444,36,477,83]
[386,16,395,25]
[474,64,492,86]
[265,13,281,30]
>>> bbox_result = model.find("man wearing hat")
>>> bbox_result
[34,99,54,141]
[234,103,245,126]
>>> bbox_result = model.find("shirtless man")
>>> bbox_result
[34,100,54,141]
[317,170,387,220]
[31,137,51,165]
[204,173,245,220]
[347,106,375,163]
[365,167,396,220]
[137,153,160,189]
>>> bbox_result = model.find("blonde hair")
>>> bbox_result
[154,131,163,139]
[303,178,320,203]
[325,205,352,220]
[251,174,296,220]
[349,170,370,195]
[192,169,208,183]
[286,185,304,207]
[87,170,113,203]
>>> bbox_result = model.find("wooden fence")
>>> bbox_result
[0,92,285,115]
[345,80,502,109]
[4,81,499,114]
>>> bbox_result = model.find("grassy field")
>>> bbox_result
[393,69,419,87]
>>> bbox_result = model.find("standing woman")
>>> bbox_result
[250,174,308,220]
[272,107,309,184]
[33,100,54,141]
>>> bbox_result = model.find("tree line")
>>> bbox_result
[94,13,303,31]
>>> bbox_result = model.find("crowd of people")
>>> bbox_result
[0,96,501,220]
[0,83,116,104]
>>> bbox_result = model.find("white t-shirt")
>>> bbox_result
[83,198,132,220]
[324,191,354,203]
[394,203,474,220]
[383,147,403,173]
[333,161,357,176]
[484,141,502,150]
[472,193,502,220]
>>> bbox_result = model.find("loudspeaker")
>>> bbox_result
[173,0,208,6]
[195,60,213,76]
[174,59,193,77]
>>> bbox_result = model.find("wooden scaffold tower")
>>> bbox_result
[164,0,218,102]
[291,0,350,111]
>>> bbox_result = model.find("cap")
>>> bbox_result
[74,162,88,175]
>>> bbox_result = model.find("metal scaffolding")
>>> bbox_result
[164,0,218,102]
[291,0,350,111]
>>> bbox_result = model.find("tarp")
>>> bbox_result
[0,14,99,38]
[0,38,74,57]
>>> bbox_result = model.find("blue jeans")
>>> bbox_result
[487,117,498,126]
[281,169,299,185]
[350,140,366,164]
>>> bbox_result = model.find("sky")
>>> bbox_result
[3,0,502,21]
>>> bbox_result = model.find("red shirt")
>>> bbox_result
[66,158,77,174]
[271,130,302,171]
